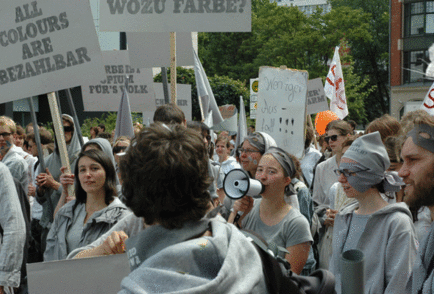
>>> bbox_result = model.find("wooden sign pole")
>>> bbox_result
[47,92,75,198]
[307,115,319,150]
[170,32,177,104]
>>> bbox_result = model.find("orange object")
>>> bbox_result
[315,111,339,135]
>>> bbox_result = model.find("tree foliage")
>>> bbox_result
[198,0,381,124]
[154,67,249,120]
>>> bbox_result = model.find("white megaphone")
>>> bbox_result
[223,169,264,199]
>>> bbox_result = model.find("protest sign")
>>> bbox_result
[127,32,194,68]
[99,0,251,32]
[219,104,237,119]
[142,83,192,121]
[250,78,258,119]
[306,78,328,115]
[256,66,308,158]
[81,51,155,112]
[420,81,434,116]
[27,253,130,293]
[0,0,105,103]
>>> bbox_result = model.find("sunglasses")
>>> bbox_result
[113,146,128,154]
[325,135,339,143]
[63,126,73,133]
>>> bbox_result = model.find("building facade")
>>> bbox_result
[390,0,434,119]
[272,0,331,15]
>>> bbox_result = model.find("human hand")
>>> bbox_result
[99,231,129,255]
[28,184,36,196]
[36,168,57,188]
[324,209,338,227]
[233,196,254,215]
[60,166,75,202]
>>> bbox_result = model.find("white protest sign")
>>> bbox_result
[127,32,194,68]
[142,83,192,121]
[0,0,105,103]
[27,253,130,293]
[99,0,251,32]
[420,81,434,115]
[306,78,328,115]
[81,51,155,112]
[256,67,308,158]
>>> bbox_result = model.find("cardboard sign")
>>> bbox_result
[0,0,105,103]
[306,78,328,115]
[219,104,237,119]
[127,32,194,68]
[81,51,155,112]
[256,67,308,158]
[250,78,258,119]
[27,254,130,294]
[13,96,39,112]
[99,0,251,32]
[142,83,192,121]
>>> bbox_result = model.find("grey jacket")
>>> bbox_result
[44,198,131,261]
[330,202,417,294]
[0,162,26,288]
[119,217,269,294]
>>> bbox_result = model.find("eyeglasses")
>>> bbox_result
[334,168,369,177]
[239,148,261,154]
[325,135,339,143]
[0,132,11,138]
[64,126,73,133]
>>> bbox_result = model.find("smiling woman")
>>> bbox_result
[43,149,130,261]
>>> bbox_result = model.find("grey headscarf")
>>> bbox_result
[264,147,297,194]
[245,131,277,154]
[339,132,404,193]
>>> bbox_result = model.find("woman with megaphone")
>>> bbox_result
[229,147,313,275]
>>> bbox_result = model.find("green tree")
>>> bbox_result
[154,67,249,120]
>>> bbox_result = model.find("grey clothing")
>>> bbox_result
[67,213,145,259]
[0,162,26,289]
[2,147,28,193]
[341,212,369,252]
[301,146,321,188]
[312,155,338,206]
[242,199,313,255]
[119,217,269,294]
[406,220,434,294]
[65,204,86,253]
[44,198,131,261]
[330,202,417,294]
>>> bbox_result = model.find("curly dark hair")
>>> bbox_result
[74,149,117,206]
[120,123,212,229]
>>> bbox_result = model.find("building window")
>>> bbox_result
[403,50,431,84]
[404,1,434,36]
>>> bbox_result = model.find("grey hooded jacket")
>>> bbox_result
[44,198,131,261]
[0,162,26,289]
[330,201,417,294]
[119,217,269,294]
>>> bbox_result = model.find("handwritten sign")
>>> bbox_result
[99,0,251,32]
[0,0,104,103]
[256,66,308,158]
[127,32,194,68]
[142,83,192,121]
[219,104,237,119]
[81,51,155,112]
[306,78,328,115]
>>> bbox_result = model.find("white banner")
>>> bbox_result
[256,67,308,158]
[306,78,328,115]
[420,81,434,115]
[0,0,105,103]
[127,32,194,68]
[27,254,130,293]
[81,51,155,112]
[99,0,251,32]
[142,83,192,121]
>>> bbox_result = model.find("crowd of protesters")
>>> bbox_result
[2,105,434,293]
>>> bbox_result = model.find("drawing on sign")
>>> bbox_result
[252,80,258,92]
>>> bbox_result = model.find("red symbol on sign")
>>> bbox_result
[423,89,434,109]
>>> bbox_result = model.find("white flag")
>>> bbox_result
[420,81,434,115]
[193,49,224,125]
[114,77,134,141]
[324,46,348,119]
[235,96,247,151]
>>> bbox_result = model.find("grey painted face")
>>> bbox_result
[407,124,434,154]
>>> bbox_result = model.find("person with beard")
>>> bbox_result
[401,116,434,293]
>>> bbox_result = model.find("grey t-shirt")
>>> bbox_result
[342,212,370,253]
[65,203,87,254]
[242,199,313,256]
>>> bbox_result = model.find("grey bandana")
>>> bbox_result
[246,132,277,154]
[264,147,297,194]
[407,124,434,154]
[340,132,403,193]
